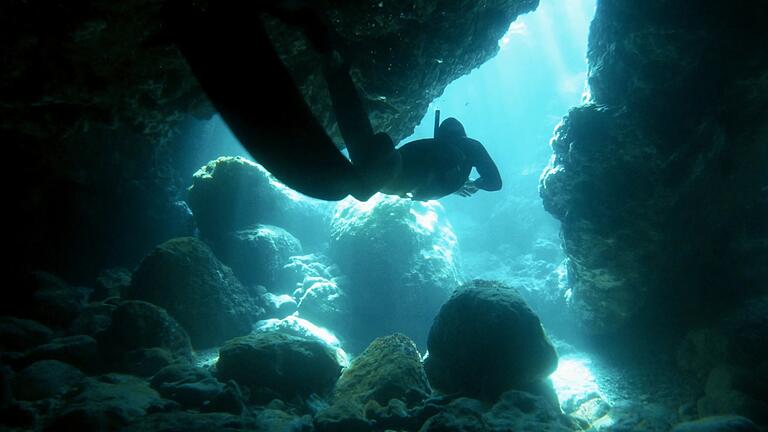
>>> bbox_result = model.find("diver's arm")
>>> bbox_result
[465,138,502,191]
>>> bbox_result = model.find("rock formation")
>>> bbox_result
[329,194,461,350]
[539,0,768,334]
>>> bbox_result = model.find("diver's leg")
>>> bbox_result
[164,1,369,200]
[264,4,398,167]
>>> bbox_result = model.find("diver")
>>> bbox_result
[164,1,501,201]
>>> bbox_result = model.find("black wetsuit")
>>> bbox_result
[165,2,501,201]
[385,137,501,200]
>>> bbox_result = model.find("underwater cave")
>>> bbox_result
[2,0,767,430]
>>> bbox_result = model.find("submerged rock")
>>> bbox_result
[211,224,302,290]
[216,331,342,401]
[121,411,259,432]
[329,194,461,350]
[588,400,679,432]
[186,156,332,247]
[126,237,264,348]
[69,302,116,338]
[12,360,84,401]
[23,335,100,373]
[102,300,193,366]
[284,254,350,331]
[539,0,768,334]
[296,276,350,332]
[120,348,176,378]
[150,363,225,410]
[254,316,349,369]
[677,296,768,425]
[47,374,176,430]
[697,365,768,426]
[92,267,131,301]
[23,271,91,329]
[0,317,53,352]
[419,390,573,432]
[671,415,760,432]
[424,280,558,401]
[317,333,431,429]
[334,333,431,407]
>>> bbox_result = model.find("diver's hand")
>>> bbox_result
[454,180,479,197]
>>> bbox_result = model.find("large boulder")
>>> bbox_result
[424,280,558,401]
[329,194,461,350]
[102,300,194,368]
[216,331,342,401]
[211,224,302,290]
[253,315,349,367]
[186,156,332,248]
[125,237,265,348]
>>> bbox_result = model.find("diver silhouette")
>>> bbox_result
[165,1,501,201]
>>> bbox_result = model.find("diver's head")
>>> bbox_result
[437,117,466,141]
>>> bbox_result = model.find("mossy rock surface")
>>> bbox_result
[334,333,431,407]
[103,300,193,365]
[217,331,342,399]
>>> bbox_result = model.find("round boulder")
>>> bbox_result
[211,224,302,290]
[424,280,558,400]
[216,331,342,400]
[186,156,332,248]
[329,194,461,351]
[125,237,264,348]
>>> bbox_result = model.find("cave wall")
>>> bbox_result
[2,0,538,283]
[540,0,768,334]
